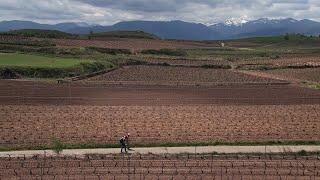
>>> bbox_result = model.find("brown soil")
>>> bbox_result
[82,66,289,87]
[263,68,320,83]
[0,80,319,105]
[50,38,218,51]
[1,104,319,147]
[0,154,318,179]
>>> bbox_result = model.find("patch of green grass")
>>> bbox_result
[1,140,320,152]
[0,53,111,78]
[0,53,91,68]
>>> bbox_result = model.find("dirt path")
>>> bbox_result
[1,146,319,158]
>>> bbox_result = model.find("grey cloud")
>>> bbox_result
[0,0,319,25]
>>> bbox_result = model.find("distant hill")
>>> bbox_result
[89,30,161,40]
[0,18,320,40]
[104,20,218,40]
[0,20,91,34]
[0,29,77,39]
[220,34,320,48]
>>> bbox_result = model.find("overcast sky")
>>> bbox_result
[0,0,319,25]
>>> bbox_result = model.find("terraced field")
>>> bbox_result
[1,154,319,179]
[83,66,286,86]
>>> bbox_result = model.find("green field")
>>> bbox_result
[0,53,91,67]
[0,53,109,78]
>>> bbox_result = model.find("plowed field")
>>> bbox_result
[1,104,320,147]
[1,154,319,179]
[83,66,287,86]
[0,80,319,105]
[264,68,320,83]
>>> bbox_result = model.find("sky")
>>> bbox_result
[0,0,319,25]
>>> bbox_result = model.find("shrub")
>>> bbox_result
[0,68,20,79]
[201,64,232,69]
[79,61,106,74]
[123,59,149,66]
[51,139,65,154]
[141,49,187,56]
[297,150,307,156]
[36,47,58,54]
[86,47,131,55]
[270,55,280,59]
[284,33,290,40]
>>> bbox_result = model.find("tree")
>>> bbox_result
[88,30,93,40]
[284,33,290,40]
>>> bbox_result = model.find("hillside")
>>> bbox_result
[227,34,320,47]
[89,30,161,40]
[0,29,77,39]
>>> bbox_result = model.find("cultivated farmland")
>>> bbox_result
[1,154,319,179]
[0,31,320,179]
[1,104,320,148]
[51,38,217,51]
[83,65,286,86]
[263,68,320,83]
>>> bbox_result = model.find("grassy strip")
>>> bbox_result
[86,47,132,55]
[237,64,320,71]
[305,83,320,90]
[141,49,187,56]
[1,140,320,152]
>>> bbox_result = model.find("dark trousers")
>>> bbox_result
[120,142,127,153]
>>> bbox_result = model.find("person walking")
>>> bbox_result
[125,133,132,150]
[120,135,127,153]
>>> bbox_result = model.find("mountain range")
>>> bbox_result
[0,18,320,40]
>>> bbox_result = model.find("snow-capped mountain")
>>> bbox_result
[224,17,249,26]
[210,18,320,39]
